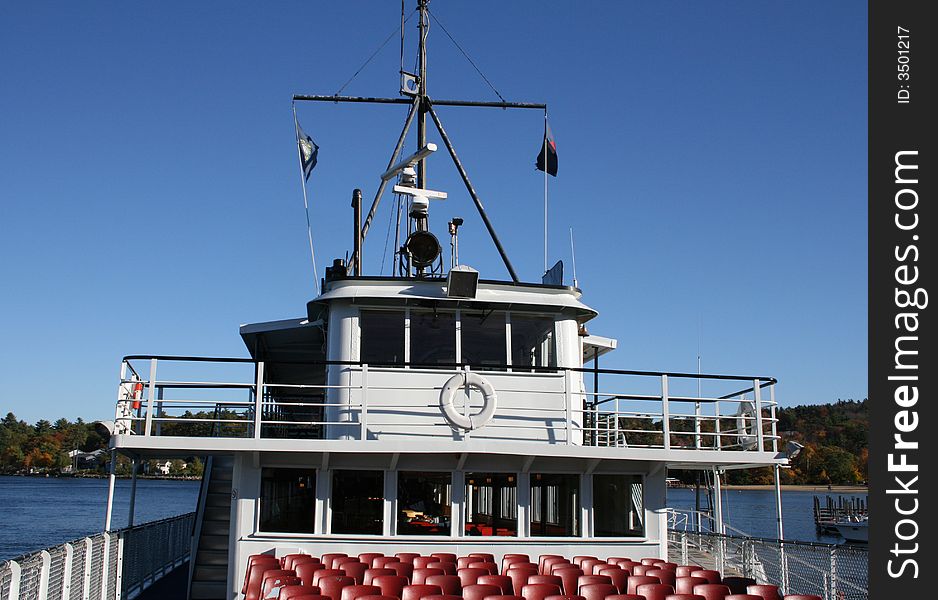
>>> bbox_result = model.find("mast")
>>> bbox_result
[416,0,429,189]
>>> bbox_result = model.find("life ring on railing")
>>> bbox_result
[735,400,758,450]
[439,372,497,430]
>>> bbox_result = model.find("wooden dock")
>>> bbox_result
[814,495,867,533]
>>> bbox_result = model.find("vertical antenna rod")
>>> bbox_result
[416,0,429,188]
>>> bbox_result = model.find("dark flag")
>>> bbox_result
[295,117,319,181]
[535,121,558,176]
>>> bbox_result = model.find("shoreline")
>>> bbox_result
[671,484,868,493]
[0,472,200,481]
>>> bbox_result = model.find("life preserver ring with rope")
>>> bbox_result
[439,372,497,430]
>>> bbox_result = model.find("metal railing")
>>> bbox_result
[115,355,779,452]
[0,513,195,600]
[667,528,868,600]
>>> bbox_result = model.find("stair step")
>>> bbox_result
[190,580,227,600]
[195,548,229,566]
[204,506,231,522]
[199,534,229,552]
[201,519,229,536]
[193,564,227,582]
[206,491,231,508]
[209,480,232,495]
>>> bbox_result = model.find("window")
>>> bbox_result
[410,310,456,366]
[530,473,579,536]
[331,470,384,534]
[465,472,517,536]
[360,310,405,365]
[510,315,555,368]
[259,468,316,533]
[461,311,507,368]
[593,474,644,537]
[397,471,452,535]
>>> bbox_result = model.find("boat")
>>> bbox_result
[834,516,869,543]
[3,3,814,600]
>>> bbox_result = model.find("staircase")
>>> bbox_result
[189,455,234,600]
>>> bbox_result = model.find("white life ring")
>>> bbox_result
[439,372,498,430]
[735,400,758,450]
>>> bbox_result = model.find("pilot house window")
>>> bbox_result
[360,311,405,365]
[510,315,556,368]
[409,310,456,366]
[461,311,507,367]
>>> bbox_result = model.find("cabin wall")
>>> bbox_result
[227,452,666,596]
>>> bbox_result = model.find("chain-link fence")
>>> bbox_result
[668,529,868,600]
[0,512,195,600]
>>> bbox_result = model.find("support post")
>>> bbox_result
[104,449,117,531]
[754,378,764,450]
[360,363,369,440]
[62,543,74,600]
[253,362,265,439]
[427,104,520,281]
[127,457,138,527]
[712,468,724,535]
[352,189,363,275]
[144,358,157,436]
[661,374,671,450]
[774,464,784,539]
[38,550,51,600]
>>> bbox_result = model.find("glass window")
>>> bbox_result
[530,473,579,536]
[331,470,384,534]
[465,472,517,536]
[360,310,405,365]
[410,310,456,367]
[510,315,556,368]
[461,311,507,368]
[593,474,644,537]
[259,468,316,533]
[397,471,452,535]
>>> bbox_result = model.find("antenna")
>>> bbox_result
[569,227,578,288]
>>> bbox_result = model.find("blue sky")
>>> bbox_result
[0,1,867,423]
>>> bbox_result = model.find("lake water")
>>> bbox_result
[0,476,866,561]
[0,476,200,560]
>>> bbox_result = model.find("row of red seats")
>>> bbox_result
[241,552,821,600]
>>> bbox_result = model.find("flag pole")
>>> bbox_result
[293,103,321,294]
[543,109,548,274]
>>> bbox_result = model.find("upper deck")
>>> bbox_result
[110,278,783,469]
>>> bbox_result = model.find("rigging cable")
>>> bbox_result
[334,8,417,96]
[426,8,507,103]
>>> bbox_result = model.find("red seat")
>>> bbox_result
[320,576,356,600]
[664,595,705,600]
[469,562,499,576]
[295,563,325,587]
[278,585,321,600]
[425,575,462,596]
[478,575,514,595]
[690,571,721,585]
[458,568,489,587]
[543,558,570,575]
[374,557,401,569]
[675,578,707,595]
[281,554,313,570]
[722,578,756,595]
[509,563,538,571]
[635,584,674,600]
[692,584,731,600]
[641,559,664,567]
[390,562,415,581]
[459,557,480,570]
[413,569,446,585]
[508,568,537,596]
[359,554,384,567]
[631,565,652,577]
[486,596,524,600]
[427,562,457,576]
[401,584,444,600]
[552,567,583,595]
[373,575,409,598]
[538,556,564,573]
[573,557,598,567]
[464,583,504,600]
[342,585,382,600]
[604,596,644,600]
[545,596,585,600]
[414,557,437,569]
[528,575,563,589]
[314,570,348,587]
[725,595,762,600]
[581,561,605,577]
[577,576,611,589]
[358,596,399,600]
[243,559,280,597]
[343,562,370,584]
[579,582,617,600]
[365,569,398,585]
[323,554,350,569]
[626,576,660,595]
[396,553,421,565]
[263,575,301,600]
[432,554,457,564]
[657,563,678,572]
[646,570,676,588]
[521,583,563,600]
[745,586,782,600]
[471,553,496,562]
[597,568,628,593]
[781,597,822,600]
[502,556,531,573]
[422,596,462,600]
[675,566,703,579]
